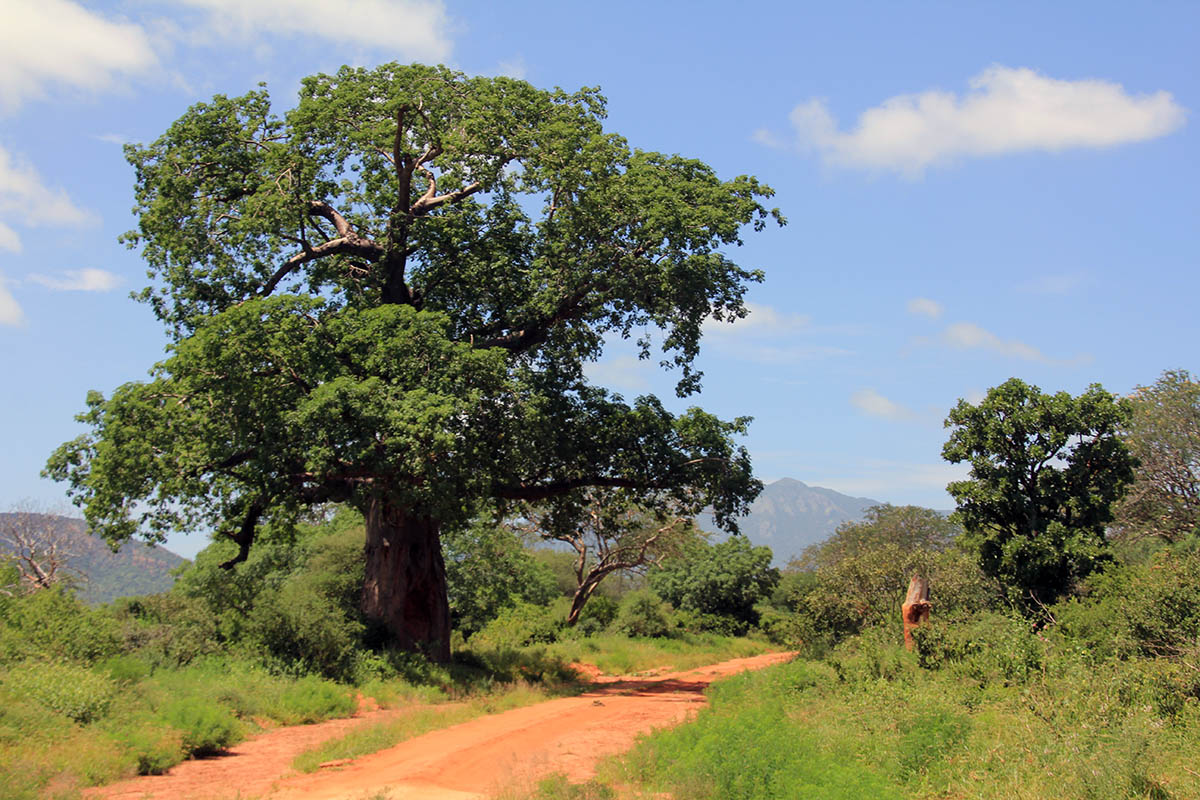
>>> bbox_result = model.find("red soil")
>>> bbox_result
[86,651,794,800]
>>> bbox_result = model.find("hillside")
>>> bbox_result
[700,478,880,564]
[0,513,186,604]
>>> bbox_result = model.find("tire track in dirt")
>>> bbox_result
[88,651,794,800]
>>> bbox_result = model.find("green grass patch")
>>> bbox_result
[541,631,774,676]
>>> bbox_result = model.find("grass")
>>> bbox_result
[540,631,774,676]
[523,633,1200,800]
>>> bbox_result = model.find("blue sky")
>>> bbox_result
[1,1,1196,557]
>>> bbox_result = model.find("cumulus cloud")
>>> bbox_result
[851,388,915,421]
[0,274,25,326]
[0,0,158,111]
[171,0,452,61]
[766,66,1185,174]
[0,143,95,251]
[27,269,121,292]
[583,355,653,393]
[907,297,943,318]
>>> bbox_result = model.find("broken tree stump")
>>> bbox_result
[901,574,931,651]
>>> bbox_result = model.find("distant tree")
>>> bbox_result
[45,64,778,660]
[650,536,778,629]
[1113,369,1200,544]
[942,378,1136,611]
[0,506,84,596]
[516,489,706,625]
[796,505,976,625]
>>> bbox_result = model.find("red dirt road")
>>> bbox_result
[88,651,794,800]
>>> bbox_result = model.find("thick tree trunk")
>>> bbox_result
[566,581,599,626]
[361,498,451,663]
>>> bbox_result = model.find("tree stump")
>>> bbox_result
[901,574,931,651]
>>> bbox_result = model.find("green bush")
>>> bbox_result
[4,660,117,723]
[0,588,121,665]
[912,611,1044,684]
[161,698,243,757]
[611,590,672,638]
[471,600,564,650]
[275,676,356,724]
[106,716,184,775]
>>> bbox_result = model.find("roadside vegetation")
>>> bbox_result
[0,503,781,799]
[518,371,1200,800]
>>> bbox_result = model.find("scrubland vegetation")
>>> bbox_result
[0,505,779,799]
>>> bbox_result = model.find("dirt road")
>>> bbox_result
[88,651,794,800]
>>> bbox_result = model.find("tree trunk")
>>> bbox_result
[361,498,451,663]
[901,574,932,651]
[566,581,599,626]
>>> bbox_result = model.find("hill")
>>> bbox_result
[0,512,186,604]
[700,478,880,564]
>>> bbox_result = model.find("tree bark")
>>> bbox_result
[566,581,599,627]
[361,498,451,662]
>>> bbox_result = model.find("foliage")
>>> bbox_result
[46,62,778,655]
[2,660,117,723]
[1114,369,1200,545]
[0,586,120,665]
[610,589,673,638]
[160,698,243,756]
[793,505,993,631]
[943,378,1136,611]
[649,537,778,632]
[442,515,558,636]
[469,599,567,651]
[517,489,709,625]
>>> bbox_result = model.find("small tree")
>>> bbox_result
[650,536,778,630]
[0,506,84,596]
[516,489,706,626]
[942,378,1136,611]
[1114,369,1200,544]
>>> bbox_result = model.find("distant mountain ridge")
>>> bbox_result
[700,478,881,564]
[0,513,186,604]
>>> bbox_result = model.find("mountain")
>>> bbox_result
[0,513,187,604]
[700,478,881,564]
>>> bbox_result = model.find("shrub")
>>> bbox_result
[4,660,117,724]
[161,698,242,757]
[0,588,120,665]
[611,590,672,638]
[275,676,356,724]
[471,600,564,650]
[106,716,184,775]
[912,611,1044,684]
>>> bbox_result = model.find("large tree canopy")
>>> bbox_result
[46,64,781,659]
[942,378,1135,611]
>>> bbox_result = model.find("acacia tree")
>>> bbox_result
[1113,369,1200,544]
[942,378,1135,611]
[514,489,706,626]
[45,64,779,660]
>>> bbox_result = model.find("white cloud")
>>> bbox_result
[0,274,25,326]
[0,0,158,111]
[27,269,121,292]
[497,56,528,80]
[941,322,1049,362]
[851,389,916,421]
[0,144,95,250]
[0,222,21,253]
[906,297,943,318]
[171,0,452,61]
[773,66,1185,174]
[704,302,811,337]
